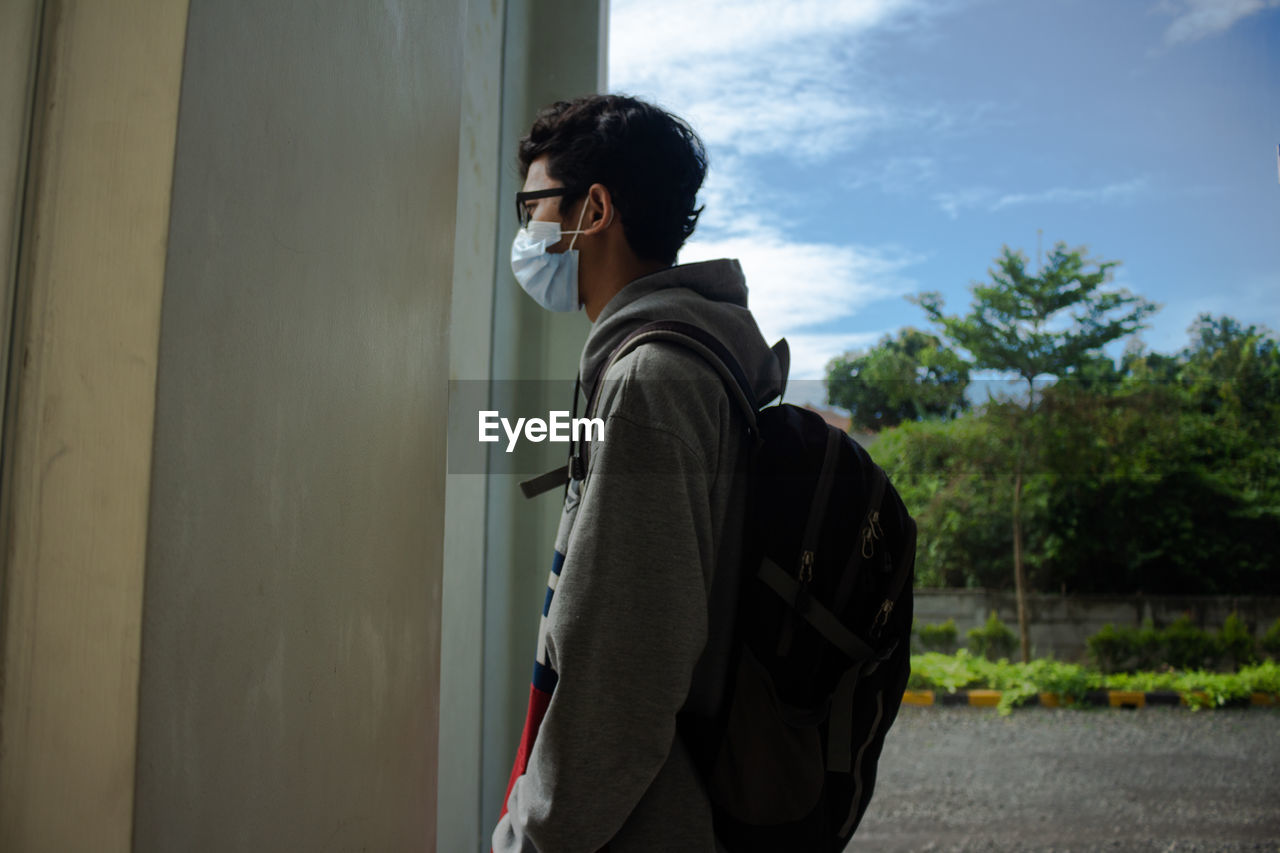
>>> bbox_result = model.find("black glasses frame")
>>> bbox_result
[515,187,577,228]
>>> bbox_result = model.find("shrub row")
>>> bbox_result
[1087,612,1277,673]
[907,651,1280,715]
[913,612,1280,672]
[914,611,1016,659]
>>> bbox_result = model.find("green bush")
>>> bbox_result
[918,618,958,653]
[1217,611,1256,669]
[1021,658,1098,702]
[1088,623,1131,673]
[1240,659,1280,695]
[1163,613,1218,671]
[1261,618,1280,659]
[1087,614,1260,673]
[1087,620,1162,673]
[908,649,985,693]
[967,611,1016,660]
[1086,622,1121,672]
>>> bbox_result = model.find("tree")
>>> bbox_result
[875,313,1279,600]
[913,243,1158,662]
[1034,315,1280,597]
[1178,314,1280,430]
[824,328,970,432]
[873,414,1032,590]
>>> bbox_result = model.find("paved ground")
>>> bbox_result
[852,706,1280,852]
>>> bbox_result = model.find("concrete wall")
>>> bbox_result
[0,1,190,849]
[133,1,460,850]
[1,1,609,848]
[438,0,505,850]
[0,0,41,427]
[914,590,1280,661]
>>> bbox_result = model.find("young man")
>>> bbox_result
[493,95,786,852]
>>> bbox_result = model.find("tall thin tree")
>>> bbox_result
[913,243,1158,661]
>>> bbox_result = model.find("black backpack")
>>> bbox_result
[522,320,916,851]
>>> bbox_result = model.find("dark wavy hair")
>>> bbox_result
[518,94,707,266]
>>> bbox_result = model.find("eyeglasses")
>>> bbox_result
[515,187,576,229]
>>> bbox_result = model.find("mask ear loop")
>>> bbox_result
[566,199,591,252]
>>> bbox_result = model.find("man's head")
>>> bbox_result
[518,95,707,267]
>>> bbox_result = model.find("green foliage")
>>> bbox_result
[876,310,1280,596]
[1239,659,1280,695]
[913,244,1158,401]
[1101,670,1249,710]
[1103,665,1278,710]
[911,242,1159,662]
[1020,657,1098,702]
[907,649,989,693]
[1218,611,1257,669]
[907,654,1280,714]
[824,328,970,431]
[1086,621,1162,674]
[1262,618,1280,659]
[1162,614,1219,671]
[917,618,958,653]
[1032,318,1280,595]
[874,416,1027,589]
[907,651,1103,715]
[967,611,1016,660]
[1087,613,1260,673]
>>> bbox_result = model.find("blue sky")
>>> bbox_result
[608,0,1280,386]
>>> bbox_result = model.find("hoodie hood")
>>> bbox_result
[580,259,788,407]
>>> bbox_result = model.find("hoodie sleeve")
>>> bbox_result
[492,347,727,853]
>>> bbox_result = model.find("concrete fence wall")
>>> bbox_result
[913,590,1280,662]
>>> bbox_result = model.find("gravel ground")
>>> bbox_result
[851,706,1280,852]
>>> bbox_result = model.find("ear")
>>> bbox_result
[581,183,614,235]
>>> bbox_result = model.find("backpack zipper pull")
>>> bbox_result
[861,509,883,558]
[799,549,815,585]
[871,599,893,638]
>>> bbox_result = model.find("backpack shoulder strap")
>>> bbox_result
[519,320,783,498]
[589,320,763,432]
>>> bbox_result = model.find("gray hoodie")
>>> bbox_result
[493,259,785,852]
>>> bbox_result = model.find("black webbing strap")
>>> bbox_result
[520,374,584,499]
[827,665,863,772]
[831,464,889,615]
[776,425,844,657]
[520,465,568,499]
[885,516,917,607]
[801,427,843,562]
[521,321,784,499]
[869,515,917,642]
[757,556,876,664]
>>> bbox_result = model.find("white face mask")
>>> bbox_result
[510,201,590,312]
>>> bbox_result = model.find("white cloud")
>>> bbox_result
[1159,0,1280,45]
[677,221,919,379]
[779,334,888,385]
[845,156,941,195]
[933,178,1149,219]
[932,187,993,220]
[609,0,939,160]
[610,0,919,69]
